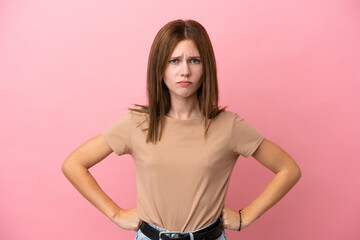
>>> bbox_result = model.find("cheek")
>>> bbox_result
[162,71,170,83]
[195,67,203,79]
[164,68,176,80]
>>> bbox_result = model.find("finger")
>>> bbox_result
[222,208,227,217]
[136,220,142,231]
[133,222,140,231]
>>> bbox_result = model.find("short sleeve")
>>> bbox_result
[231,113,264,158]
[102,111,132,156]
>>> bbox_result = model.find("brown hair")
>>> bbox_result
[129,19,227,144]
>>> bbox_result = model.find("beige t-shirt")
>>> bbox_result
[102,109,264,232]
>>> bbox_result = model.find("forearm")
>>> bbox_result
[242,167,301,226]
[62,160,121,221]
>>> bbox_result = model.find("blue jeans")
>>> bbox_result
[134,218,227,240]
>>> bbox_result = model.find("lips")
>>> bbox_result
[177,81,192,84]
[177,81,192,86]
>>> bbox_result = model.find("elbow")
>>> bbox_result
[281,160,302,184]
[61,158,76,177]
[292,162,302,183]
[61,157,88,179]
[61,159,70,176]
[295,166,302,182]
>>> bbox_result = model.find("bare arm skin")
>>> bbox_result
[61,134,140,231]
[222,138,302,230]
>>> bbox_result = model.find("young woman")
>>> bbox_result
[62,19,301,240]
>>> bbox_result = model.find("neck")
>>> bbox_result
[166,94,201,120]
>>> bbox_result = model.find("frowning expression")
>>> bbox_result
[163,39,203,99]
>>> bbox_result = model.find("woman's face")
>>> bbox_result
[163,39,203,100]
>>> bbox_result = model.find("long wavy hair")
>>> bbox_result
[129,19,227,144]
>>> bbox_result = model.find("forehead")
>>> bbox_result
[170,39,200,56]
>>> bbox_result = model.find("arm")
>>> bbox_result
[61,133,140,231]
[222,138,302,230]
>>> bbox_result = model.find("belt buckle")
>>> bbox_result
[159,230,184,239]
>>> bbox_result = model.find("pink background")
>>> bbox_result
[1,0,359,239]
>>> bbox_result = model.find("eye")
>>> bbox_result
[190,58,201,64]
[169,59,179,64]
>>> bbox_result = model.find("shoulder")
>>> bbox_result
[214,110,243,122]
[128,108,149,128]
[129,109,148,118]
[207,110,242,130]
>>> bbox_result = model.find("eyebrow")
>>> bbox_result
[170,56,201,59]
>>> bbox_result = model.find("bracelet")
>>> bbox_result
[238,209,242,231]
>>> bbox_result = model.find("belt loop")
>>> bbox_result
[189,232,194,240]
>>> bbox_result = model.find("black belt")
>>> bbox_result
[139,217,223,240]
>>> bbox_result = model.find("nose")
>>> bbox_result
[180,61,190,77]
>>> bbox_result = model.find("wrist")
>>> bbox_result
[238,208,253,230]
[110,207,124,223]
[237,209,242,231]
